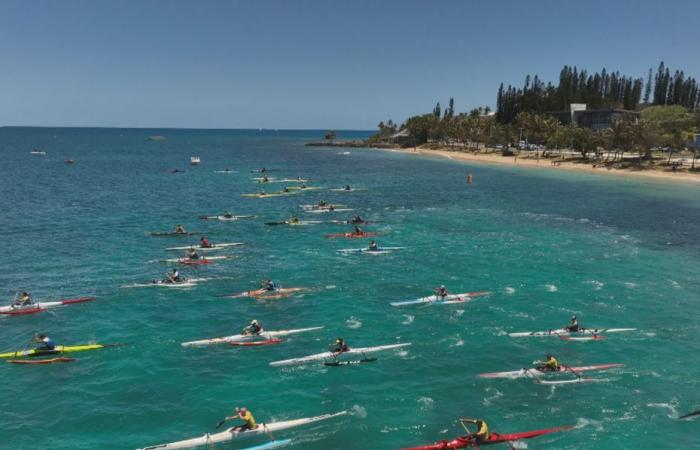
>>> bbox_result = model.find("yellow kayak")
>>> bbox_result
[0,344,111,359]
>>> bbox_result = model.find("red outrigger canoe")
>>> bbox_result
[403,426,573,449]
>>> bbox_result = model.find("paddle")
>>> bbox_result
[679,409,700,420]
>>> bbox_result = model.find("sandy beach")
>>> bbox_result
[380,146,700,185]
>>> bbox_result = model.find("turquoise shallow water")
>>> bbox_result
[1,128,699,450]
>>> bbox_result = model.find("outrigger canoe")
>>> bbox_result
[390,291,491,307]
[221,287,307,299]
[165,243,244,252]
[264,220,324,226]
[150,231,200,237]
[181,326,324,348]
[403,425,573,449]
[509,328,636,337]
[0,296,95,316]
[158,256,231,265]
[241,192,298,198]
[122,278,207,288]
[0,343,119,359]
[199,215,255,221]
[300,204,346,210]
[337,247,403,255]
[325,232,378,239]
[479,363,624,379]
[137,411,347,450]
[269,343,411,367]
[305,208,353,214]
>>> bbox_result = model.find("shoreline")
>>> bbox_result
[378,146,700,185]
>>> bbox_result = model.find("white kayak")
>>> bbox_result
[137,411,347,450]
[269,343,411,367]
[122,278,208,288]
[390,291,491,307]
[214,170,236,174]
[252,178,310,183]
[181,326,324,348]
[0,297,95,315]
[329,188,366,192]
[479,363,624,379]
[337,247,403,255]
[304,208,353,214]
[509,328,637,337]
[300,204,346,210]
[157,256,231,264]
[165,243,244,252]
[200,215,255,221]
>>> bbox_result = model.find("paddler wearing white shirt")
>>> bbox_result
[243,320,262,335]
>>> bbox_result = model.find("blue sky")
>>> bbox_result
[1,0,698,129]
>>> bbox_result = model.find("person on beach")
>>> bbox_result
[243,320,262,335]
[200,236,211,248]
[34,333,56,351]
[565,316,579,332]
[331,338,349,355]
[227,407,257,432]
[13,292,33,306]
[536,354,559,372]
[462,418,490,443]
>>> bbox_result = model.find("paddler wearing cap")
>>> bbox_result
[225,407,257,432]
[242,320,262,336]
[565,315,579,332]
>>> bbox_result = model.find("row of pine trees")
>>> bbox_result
[496,62,700,124]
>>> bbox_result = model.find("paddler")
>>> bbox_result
[175,224,186,234]
[282,187,290,193]
[318,200,327,207]
[200,236,212,248]
[300,183,307,189]
[187,248,200,260]
[353,225,364,235]
[261,279,277,291]
[565,315,579,332]
[225,407,257,432]
[243,320,262,335]
[288,216,300,224]
[330,338,349,355]
[261,176,269,182]
[13,292,33,306]
[167,268,182,283]
[435,285,449,299]
[223,211,234,219]
[344,185,351,191]
[368,240,379,251]
[33,333,56,351]
[461,418,489,443]
[536,354,559,372]
[328,204,335,211]
[349,215,364,224]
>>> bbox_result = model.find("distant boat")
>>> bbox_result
[30,149,46,155]
[190,156,201,165]
[148,135,166,141]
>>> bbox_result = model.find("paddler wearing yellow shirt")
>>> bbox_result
[461,418,489,443]
[536,354,559,372]
[227,407,256,432]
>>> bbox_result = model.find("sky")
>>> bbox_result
[0,0,699,129]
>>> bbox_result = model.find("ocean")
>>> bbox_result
[1,127,699,449]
